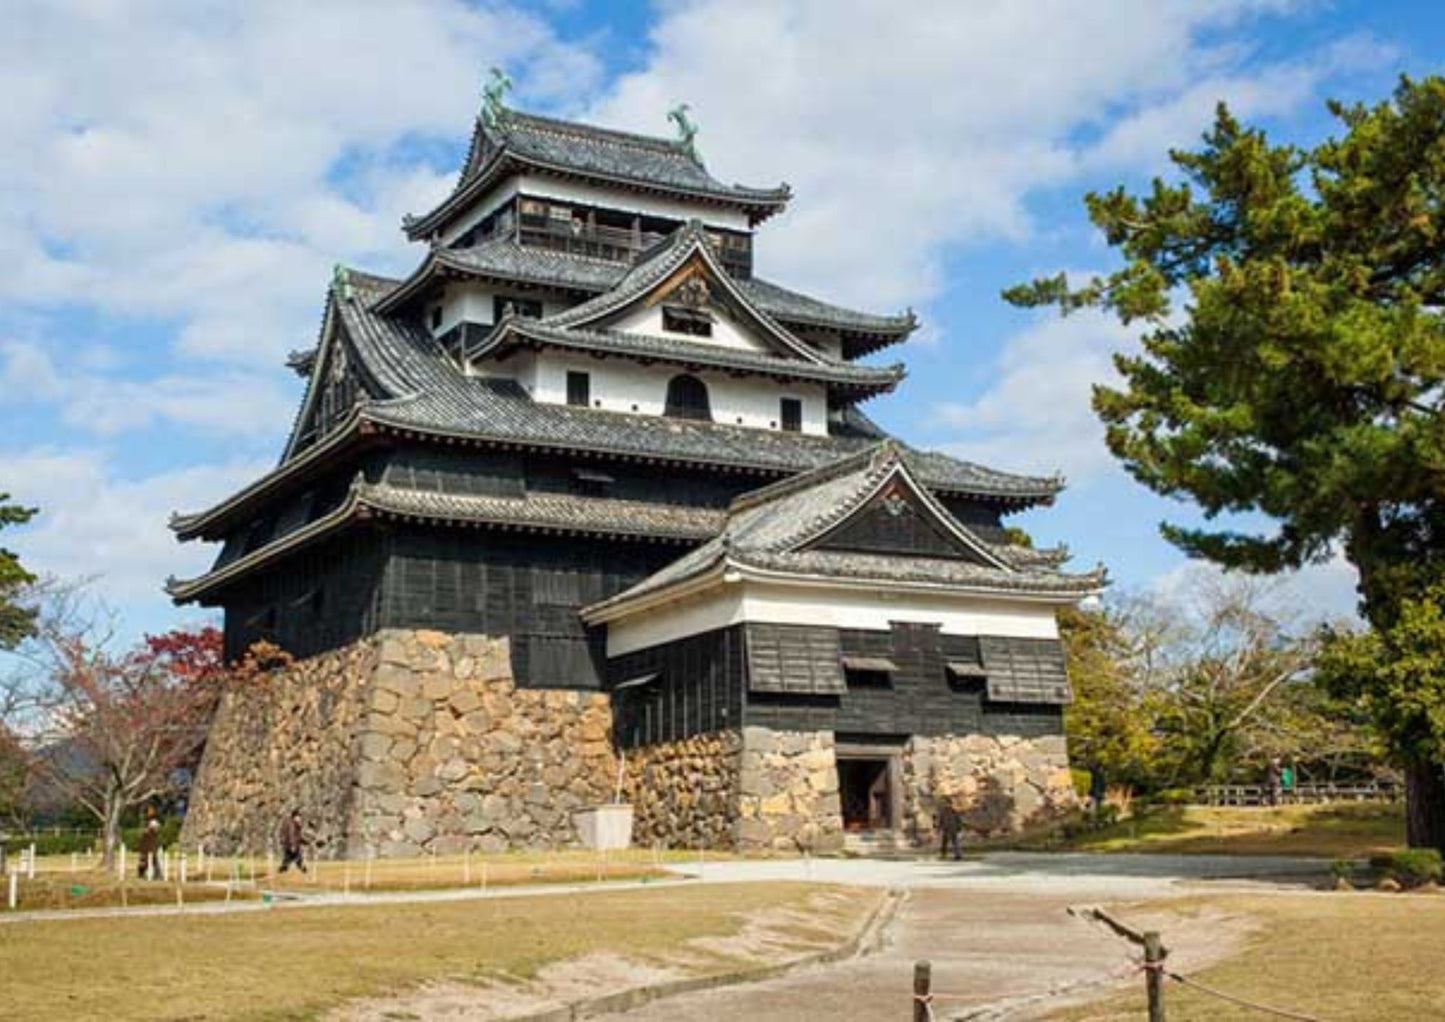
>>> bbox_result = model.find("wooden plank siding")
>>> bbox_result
[606,627,745,749]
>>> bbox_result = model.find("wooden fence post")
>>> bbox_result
[1144,931,1165,1022]
[913,960,932,1022]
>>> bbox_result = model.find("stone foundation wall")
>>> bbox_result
[623,731,741,849]
[183,630,618,858]
[736,727,844,853]
[903,733,1075,844]
[182,640,375,857]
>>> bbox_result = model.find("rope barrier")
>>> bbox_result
[1166,969,1324,1021]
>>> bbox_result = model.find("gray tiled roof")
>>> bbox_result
[585,442,1101,616]
[407,109,790,239]
[339,277,1058,500]
[374,236,914,342]
[484,319,903,391]
[360,483,722,541]
[169,480,724,602]
[172,274,1061,540]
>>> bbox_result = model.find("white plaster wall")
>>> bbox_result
[525,351,826,433]
[610,303,765,353]
[605,579,1064,657]
[434,283,571,337]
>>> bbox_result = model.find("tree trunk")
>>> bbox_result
[100,794,124,871]
[1404,760,1445,853]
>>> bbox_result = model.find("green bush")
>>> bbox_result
[3,831,99,856]
[1070,767,1092,797]
[1329,858,1355,882]
[1387,848,1443,888]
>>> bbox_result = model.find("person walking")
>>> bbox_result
[279,811,307,874]
[1264,758,1283,807]
[936,796,963,861]
[137,814,162,880]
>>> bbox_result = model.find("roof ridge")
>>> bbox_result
[499,109,697,160]
[727,440,899,515]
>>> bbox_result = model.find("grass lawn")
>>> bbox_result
[1065,802,1404,858]
[1051,890,1445,1021]
[0,881,875,1021]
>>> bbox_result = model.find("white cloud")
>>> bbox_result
[0,0,603,366]
[0,449,271,608]
[584,0,1369,313]
[933,309,1133,481]
[1,339,295,437]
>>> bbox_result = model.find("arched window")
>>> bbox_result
[664,374,712,421]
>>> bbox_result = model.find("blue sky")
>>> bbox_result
[1,0,1440,642]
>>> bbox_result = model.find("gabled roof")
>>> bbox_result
[473,317,904,395]
[370,235,915,352]
[405,108,791,241]
[583,442,1104,622]
[171,272,1062,542]
[541,220,829,365]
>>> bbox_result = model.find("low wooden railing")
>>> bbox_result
[1200,781,1400,806]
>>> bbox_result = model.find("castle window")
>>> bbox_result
[780,397,802,432]
[662,306,712,337]
[429,306,443,331]
[664,374,712,421]
[493,295,542,321]
[566,371,591,408]
[842,655,896,689]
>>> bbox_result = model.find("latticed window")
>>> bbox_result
[664,374,712,421]
[780,397,802,432]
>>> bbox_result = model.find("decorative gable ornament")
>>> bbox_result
[673,274,711,309]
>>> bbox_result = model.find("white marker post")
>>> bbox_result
[118,844,127,882]
[8,871,16,910]
[180,852,188,885]
[26,844,35,879]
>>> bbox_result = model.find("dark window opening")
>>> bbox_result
[493,295,542,321]
[844,668,892,689]
[780,397,803,432]
[662,306,713,337]
[664,374,712,421]
[566,371,591,407]
[429,305,443,330]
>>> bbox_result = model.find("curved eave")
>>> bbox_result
[404,152,790,242]
[170,412,368,541]
[170,491,720,604]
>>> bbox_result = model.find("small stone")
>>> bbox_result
[438,758,470,782]
[415,629,451,649]
[450,689,482,715]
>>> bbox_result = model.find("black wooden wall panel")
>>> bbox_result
[375,525,675,689]
[811,489,978,561]
[607,625,745,749]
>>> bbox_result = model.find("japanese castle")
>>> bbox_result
[171,76,1103,857]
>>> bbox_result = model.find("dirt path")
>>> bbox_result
[332,886,888,1022]
[585,890,1254,1022]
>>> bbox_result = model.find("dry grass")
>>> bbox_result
[0,881,875,1021]
[1051,890,1445,1021]
[3,870,252,911]
[262,848,675,893]
[1071,802,1404,858]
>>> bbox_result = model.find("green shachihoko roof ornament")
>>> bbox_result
[481,67,512,131]
[668,103,700,162]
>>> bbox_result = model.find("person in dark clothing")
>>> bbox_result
[137,816,161,880]
[1264,758,1282,807]
[936,797,963,860]
[279,811,307,874]
[1088,763,1108,812]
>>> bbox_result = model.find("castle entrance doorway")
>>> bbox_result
[836,741,903,832]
